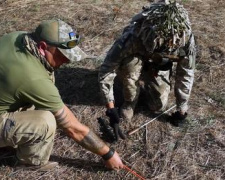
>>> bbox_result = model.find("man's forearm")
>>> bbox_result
[54,105,110,156]
[77,129,110,155]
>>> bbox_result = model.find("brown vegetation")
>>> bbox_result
[0,0,224,179]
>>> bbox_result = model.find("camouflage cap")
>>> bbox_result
[34,19,88,62]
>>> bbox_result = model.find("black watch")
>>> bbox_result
[102,148,115,161]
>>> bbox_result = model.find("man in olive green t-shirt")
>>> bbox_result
[0,19,124,171]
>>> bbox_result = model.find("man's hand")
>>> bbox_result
[54,105,124,170]
[104,151,124,170]
[106,108,126,141]
[151,53,173,71]
[169,111,188,127]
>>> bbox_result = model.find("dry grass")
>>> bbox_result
[0,0,225,179]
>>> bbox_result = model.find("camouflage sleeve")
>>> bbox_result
[98,55,118,104]
[98,29,134,104]
[175,33,196,112]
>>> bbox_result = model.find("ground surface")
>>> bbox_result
[0,0,224,179]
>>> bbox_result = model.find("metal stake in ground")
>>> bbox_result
[128,105,176,136]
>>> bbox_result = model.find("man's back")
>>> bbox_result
[0,32,62,114]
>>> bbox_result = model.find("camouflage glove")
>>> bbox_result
[169,111,187,127]
[106,108,126,141]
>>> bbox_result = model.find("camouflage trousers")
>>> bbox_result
[0,110,56,165]
[118,57,171,112]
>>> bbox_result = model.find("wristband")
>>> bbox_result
[101,148,115,161]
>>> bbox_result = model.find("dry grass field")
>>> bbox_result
[0,0,224,179]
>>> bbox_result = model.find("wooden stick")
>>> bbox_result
[123,165,146,180]
[128,105,176,136]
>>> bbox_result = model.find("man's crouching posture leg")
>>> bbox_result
[118,57,143,121]
[143,69,171,113]
[0,110,56,166]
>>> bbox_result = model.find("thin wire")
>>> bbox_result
[123,165,146,180]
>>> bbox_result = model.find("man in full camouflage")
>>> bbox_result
[99,0,196,140]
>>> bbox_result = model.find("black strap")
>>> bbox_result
[102,148,115,161]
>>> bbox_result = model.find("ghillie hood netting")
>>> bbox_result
[134,0,192,53]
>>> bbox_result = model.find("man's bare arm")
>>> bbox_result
[53,105,124,170]
[54,105,109,155]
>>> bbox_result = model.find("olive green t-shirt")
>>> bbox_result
[0,31,64,114]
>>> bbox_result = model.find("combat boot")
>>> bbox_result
[120,101,137,121]
[16,161,59,171]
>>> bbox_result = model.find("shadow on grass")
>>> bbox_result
[50,155,108,172]
[55,66,171,123]
[54,66,127,113]
[55,67,102,106]
[55,66,127,108]
[0,147,108,172]
[0,147,17,167]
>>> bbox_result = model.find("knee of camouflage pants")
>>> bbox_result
[1,110,56,165]
[120,98,139,121]
[120,86,140,121]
